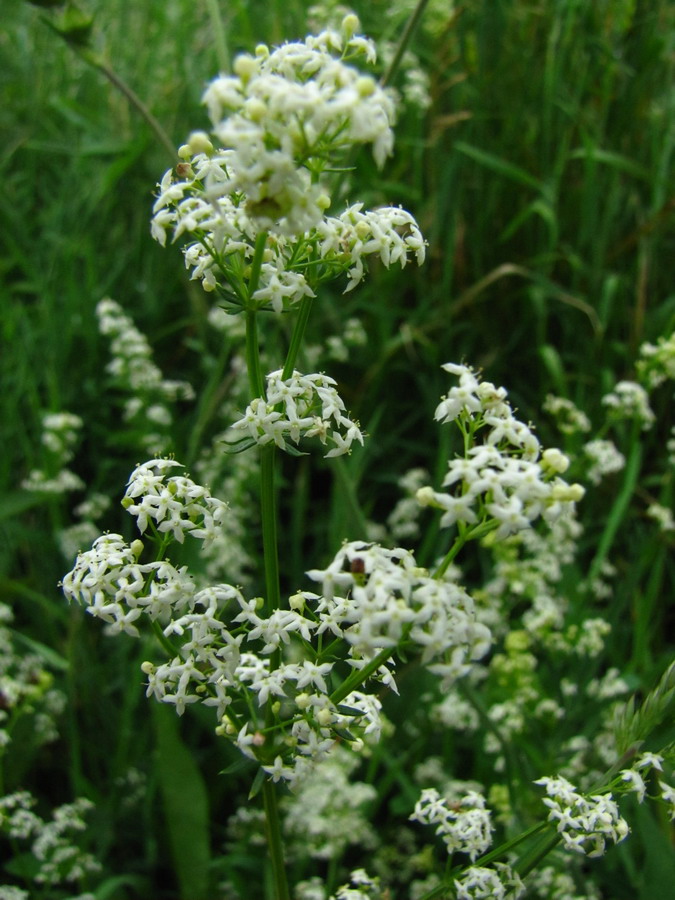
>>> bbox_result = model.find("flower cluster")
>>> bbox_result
[410,787,493,861]
[96,298,194,453]
[0,603,65,750]
[151,19,425,309]
[636,329,675,389]
[542,394,591,435]
[231,369,364,457]
[282,746,377,860]
[453,863,525,900]
[581,439,625,485]
[316,203,425,291]
[63,461,491,783]
[534,775,629,857]
[121,458,228,543]
[416,364,585,538]
[601,380,655,430]
[0,793,100,888]
[21,411,85,494]
[305,541,491,684]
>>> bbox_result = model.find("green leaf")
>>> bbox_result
[153,704,211,900]
[453,140,547,193]
[248,766,266,800]
[569,147,650,181]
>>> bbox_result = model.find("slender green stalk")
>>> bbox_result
[262,779,291,900]
[588,424,642,582]
[330,645,395,705]
[260,445,282,618]
[245,308,265,399]
[282,294,314,380]
[381,0,431,88]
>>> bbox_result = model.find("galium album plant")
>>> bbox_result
[20,8,670,900]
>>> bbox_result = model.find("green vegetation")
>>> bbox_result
[1,1,673,898]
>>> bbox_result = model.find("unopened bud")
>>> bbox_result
[187,130,214,156]
[130,539,144,559]
[316,707,333,726]
[542,447,570,473]
[356,76,376,98]
[342,14,360,37]
[234,54,258,82]
[416,486,436,507]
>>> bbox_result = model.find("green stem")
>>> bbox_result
[260,444,282,619]
[433,520,497,579]
[205,0,231,73]
[245,308,265,399]
[262,778,291,900]
[381,0,432,88]
[83,50,176,161]
[330,645,395,705]
[282,294,314,380]
[588,424,642,582]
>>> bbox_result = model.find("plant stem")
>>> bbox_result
[82,50,176,161]
[381,0,432,88]
[282,294,314,379]
[330,645,395,705]
[260,444,282,618]
[262,778,291,900]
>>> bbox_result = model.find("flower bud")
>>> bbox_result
[187,130,214,156]
[342,14,360,37]
[316,707,333,726]
[130,539,144,559]
[416,486,437,507]
[234,53,258,82]
[542,447,570,473]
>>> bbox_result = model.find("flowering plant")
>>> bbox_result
[51,9,675,900]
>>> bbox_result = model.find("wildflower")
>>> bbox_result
[419,363,584,538]
[122,459,228,544]
[231,370,364,457]
[582,439,625,485]
[410,787,493,861]
[601,380,655,429]
[454,863,525,900]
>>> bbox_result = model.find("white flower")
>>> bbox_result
[410,787,493,861]
[534,775,629,857]
[231,370,363,457]
[122,459,228,544]
[602,380,655,429]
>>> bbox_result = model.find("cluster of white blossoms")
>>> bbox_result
[0,793,100,888]
[581,438,625,485]
[96,298,194,453]
[453,863,525,900]
[542,394,592,435]
[21,411,85,494]
[601,380,655,430]
[410,787,493,861]
[121,458,228,543]
[416,364,585,538]
[63,459,491,783]
[637,328,675,389]
[0,603,65,751]
[282,746,377,860]
[230,369,364,457]
[151,18,425,309]
[534,775,629,857]
[305,541,491,684]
